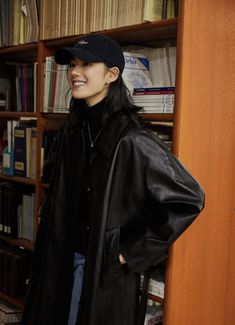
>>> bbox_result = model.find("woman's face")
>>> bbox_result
[67,58,111,106]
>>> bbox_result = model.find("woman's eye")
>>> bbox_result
[68,62,75,68]
[83,62,92,67]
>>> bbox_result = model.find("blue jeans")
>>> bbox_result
[68,253,86,325]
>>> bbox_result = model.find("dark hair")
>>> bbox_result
[105,74,142,115]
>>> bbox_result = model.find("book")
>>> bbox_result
[0,182,7,235]
[133,87,175,95]
[14,125,32,177]
[0,182,23,239]
[2,120,18,177]
[44,57,70,113]
[0,243,32,298]
[1,183,18,238]
[21,193,35,241]
[122,52,153,93]
[143,0,176,22]
[144,303,163,324]
[0,299,22,324]
[122,45,177,88]
[143,0,164,22]
[0,0,38,46]
[133,87,175,113]
[0,79,11,111]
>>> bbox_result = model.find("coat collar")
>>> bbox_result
[95,112,131,156]
[67,107,142,156]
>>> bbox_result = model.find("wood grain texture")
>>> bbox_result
[164,0,235,324]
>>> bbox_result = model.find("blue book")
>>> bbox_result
[14,125,32,177]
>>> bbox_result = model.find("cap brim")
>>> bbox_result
[54,47,104,65]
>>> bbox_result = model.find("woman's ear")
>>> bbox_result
[106,67,120,84]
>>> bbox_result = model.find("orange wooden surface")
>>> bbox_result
[164,0,235,324]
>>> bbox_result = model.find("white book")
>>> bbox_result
[122,52,153,93]
[54,65,70,113]
[122,46,176,87]
[43,56,54,112]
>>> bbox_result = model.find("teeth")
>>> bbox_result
[73,81,86,86]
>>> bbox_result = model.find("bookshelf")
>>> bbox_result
[0,0,235,324]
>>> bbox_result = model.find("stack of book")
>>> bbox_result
[0,298,22,325]
[0,243,32,298]
[43,57,70,113]
[0,63,37,113]
[133,87,175,114]
[144,302,163,325]
[2,120,36,179]
[0,182,35,241]
[0,0,39,47]
[146,121,173,151]
[16,63,37,113]
[140,275,165,300]
[39,0,178,40]
[0,79,11,111]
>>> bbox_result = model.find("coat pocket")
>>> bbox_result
[102,226,129,289]
[104,227,120,266]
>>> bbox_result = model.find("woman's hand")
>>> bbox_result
[119,254,126,264]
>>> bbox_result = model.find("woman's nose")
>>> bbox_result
[70,65,82,76]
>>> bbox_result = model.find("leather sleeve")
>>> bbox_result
[120,132,205,273]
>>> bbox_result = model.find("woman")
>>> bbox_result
[22,34,205,325]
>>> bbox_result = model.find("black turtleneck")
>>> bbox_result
[74,97,106,255]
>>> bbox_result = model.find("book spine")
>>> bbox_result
[133,87,175,94]
[14,126,27,177]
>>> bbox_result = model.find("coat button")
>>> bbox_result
[87,187,92,192]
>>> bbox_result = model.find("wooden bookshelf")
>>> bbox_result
[0,1,235,323]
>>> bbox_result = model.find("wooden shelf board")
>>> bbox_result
[0,175,36,185]
[0,292,25,309]
[0,43,37,54]
[44,18,178,48]
[148,293,164,304]
[0,112,37,119]
[140,113,174,122]
[0,43,38,62]
[0,235,34,251]
[41,112,69,119]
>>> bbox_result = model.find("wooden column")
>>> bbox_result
[164,0,235,324]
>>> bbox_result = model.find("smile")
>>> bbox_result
[72,80,86,87]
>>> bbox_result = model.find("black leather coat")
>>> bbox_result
[22,110,205,325]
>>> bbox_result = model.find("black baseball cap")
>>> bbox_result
[54,34,125,73]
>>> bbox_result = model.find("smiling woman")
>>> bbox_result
[22,34,205,325]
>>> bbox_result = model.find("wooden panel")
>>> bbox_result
[44,18,178,48]
[164,0,235,324]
